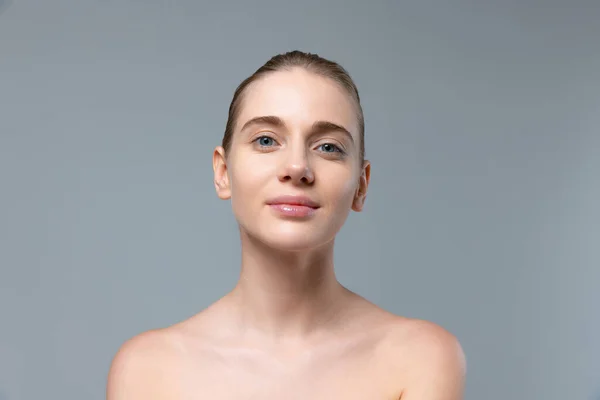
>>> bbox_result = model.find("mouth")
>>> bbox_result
[266,195,320,217]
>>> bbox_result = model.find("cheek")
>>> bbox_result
[228,156,271,200]
[323,173,358,207]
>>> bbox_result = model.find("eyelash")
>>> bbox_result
[252,135,346,155]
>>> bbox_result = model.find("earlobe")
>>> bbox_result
[352,190,367,212]
[213,146,231,200]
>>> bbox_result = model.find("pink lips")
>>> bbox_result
[266,195,320,218]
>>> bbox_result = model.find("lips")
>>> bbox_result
[266,195,320,218]
[266,195,320,208]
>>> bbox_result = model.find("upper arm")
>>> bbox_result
[106,330,174,400]
[398,321,467,400]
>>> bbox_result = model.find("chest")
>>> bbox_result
[172,345,403,400]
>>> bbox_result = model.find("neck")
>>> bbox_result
[225,229,349,342]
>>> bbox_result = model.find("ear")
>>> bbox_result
[213,146,231,200]
[352,160,371,212]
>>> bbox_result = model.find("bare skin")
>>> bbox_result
[106,68,466,399]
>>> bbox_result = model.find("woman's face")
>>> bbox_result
[214,68,370,251]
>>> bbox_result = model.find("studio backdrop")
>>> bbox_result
[1,1,599,399]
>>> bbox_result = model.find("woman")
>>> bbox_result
[107,50,466,399]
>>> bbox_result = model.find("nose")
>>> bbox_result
[277,144,315,185]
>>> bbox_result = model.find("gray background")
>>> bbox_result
[1,0,599,399]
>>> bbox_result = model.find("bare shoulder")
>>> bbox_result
[382,317,467,400]
[385,318,466,364]
[106,328,183,400]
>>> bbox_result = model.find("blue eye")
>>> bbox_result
[318,143,342,153]
[256,136,276,147]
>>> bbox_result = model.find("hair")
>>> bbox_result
[221,50,365,163]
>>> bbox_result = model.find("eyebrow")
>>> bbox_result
[240,115,355,145]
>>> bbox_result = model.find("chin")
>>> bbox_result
[245,222,337,252]
[265,236,325,252]
[235,207,348,252]
[266,229,332,252]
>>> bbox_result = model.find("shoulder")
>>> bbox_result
[391,318,465,363]
[382,318,467,400]
[106,328,183,400]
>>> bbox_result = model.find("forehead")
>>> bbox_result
[236,69,359,136]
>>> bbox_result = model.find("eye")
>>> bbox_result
[254,135,278,147]
[317,143,343,154]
